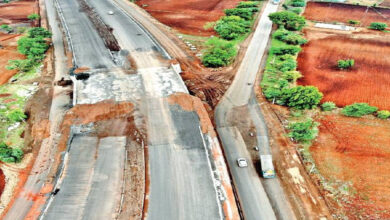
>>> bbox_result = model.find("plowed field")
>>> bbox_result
[0,1,37,24]
[135,0,242,36]
[297,33,390,110]
[312,114,390,219]
[304,2,390,27]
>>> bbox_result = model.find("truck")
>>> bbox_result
[272,0,280,4]
[260,155,276,178]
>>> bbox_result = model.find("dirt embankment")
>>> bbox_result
[304,2,390,27]
[0,1,37,25]
[297,30,390,109]
[0,33,25,85]
[135,0,242,36]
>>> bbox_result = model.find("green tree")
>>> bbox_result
[338,59,354,70]
[283,70,302,82]
[224,8,256,20]
[214,16,251,40]
[7,109,27,123]
[202,37,237,67]
[0,143,24,163]
[271,45,301,55]
[280,86,323,109]
[377,110,390,119]
[269,11,306,31]
[368,22,388,31]
[321,101,336,111]
[27,27,52,38]
[27,13,40,21]
[0,24,12,32]
[288,119,319,143]
[341,103,377,117]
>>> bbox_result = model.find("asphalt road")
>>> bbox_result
[42,136,125,220]
[215,1,295,220]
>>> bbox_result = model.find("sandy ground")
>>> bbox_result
[312,114,390,219]
[135,0,242,36]
[381,0,390,7]
[297,29,390,109]
[0,0,37,25]
[0,33,24,85]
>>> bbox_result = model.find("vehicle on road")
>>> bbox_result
[108,10,114,15]
[260,155,276,178]
[272,0,280,4]
[237,158,248,168]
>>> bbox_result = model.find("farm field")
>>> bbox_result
[297,31,390,109]
[312,114,390,219]
[135,0,242,36]
[0,0,36,24]
[303,2,390,27]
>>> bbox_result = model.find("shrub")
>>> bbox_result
[264,87,283,100]
[368,22,388,31]
[7,109,27,122]
[337,59,354,70]
[27,13,40,21]
[275,55,297,71]
[27,27,52,38]
[280,86,323,109]
[237,1,259,8]
[283,70,302,82]
[291,1,305,7]
[0,142,23,163]
[202,37,237,67]
[341,103,377,117]
[288,7,302,14]
[214,16,251,40]
[288,119,319,143]
[269,11,306,31]
[273,28,307,45]
[348,20,360,25]
[225,8,255,20]
[271,45,301,55]
[0,24,12,32]
[377,110,390,119]
[6,59,36,72]
[17,37,49,58]
[321,102,336,111]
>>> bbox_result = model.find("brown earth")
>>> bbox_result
[381,0,390,7]
[0,33,25,85]
[135,0,242,36]
[297,30,390,110]
[0,169,4,197]
[304,2,390,27]
[0,0,37,25]
[312,114,390,219]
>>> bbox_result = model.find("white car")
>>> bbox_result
[237,158,248,168]
[108,10,114,15]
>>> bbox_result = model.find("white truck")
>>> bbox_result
[260,154,276,178]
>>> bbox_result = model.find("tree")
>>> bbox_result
[27,13,40,21]
[338,59,354,70]
[288,119,319,143]
[269,11,306,31]
[341,103,377,117]
[271,45,301,55]
[214,16,251,40]
[368,22,388,31]
[377,110,390,119]
[0,143,24,163]
[7,109,27,122]
[224,8,255,20]
[283,70,302,82]
[321,101,336,111]
[202,37,237,67]
[27,27,52,38]
[280,86,323,109]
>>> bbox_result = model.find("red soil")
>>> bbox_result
[312,114,390,219]
[381,0,390,8]
[297,34,390,110]
[304,2,390,27]
[135,0,242,36]
[0,33,25,85]
[0,169,5,197]
[0,1,37,25]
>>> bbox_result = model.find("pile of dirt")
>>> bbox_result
[297,31,390,109]
[0,1,37,24]
[312,114,390,219]
[304,2,390,27]
[135,0,242,36]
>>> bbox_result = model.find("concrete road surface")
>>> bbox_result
[215,1,295,220]
[42,136,125,220]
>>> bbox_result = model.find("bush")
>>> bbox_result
[214,16,251,40]
[377,110,390,119]
[321,102,336,111]
[280,86,323,109]
[341,103,377,117]
[275,55,297,71]
[348,20,360,25]
[225,8,255,20]
[27,13,40,21]
[27,27,52,38]
[6,59,36,72]
[0,142,24,163]
[291,1,305,7]
[202,37,237,67]
[273,28,307,45]
[7,109,27,123]
[288,119,319,143]
[0,24,12,32]
[283,70,302,82]
[337,59,354,70]
[271,45,301,55]
[288,7,302,14]
[237,1,259,8]
[269,11,306,31]
[368,22,388,31]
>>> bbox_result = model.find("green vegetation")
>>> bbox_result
[271,45,301,55]
[341,103,378,117]
[27,13,40,21]
[7,27,51,72]
[202,1,261,67]
[290,0,306,7]
[376,110,390,119]
[288,7,302,14]
[348,20,360,25]
[0,24,12,32]
[288,119,319,143]
[368,22,388,31]
[214,16,251,40]
[280,86,323,110]
[202,37,237,67]
[337,59,354,70]
[273,28,307,45]
[321,102,336,111]
[0,143,23,163]
[268,11,306,31]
